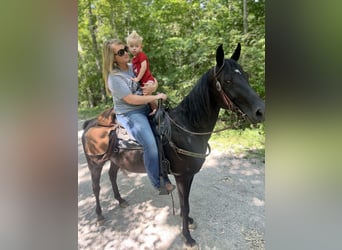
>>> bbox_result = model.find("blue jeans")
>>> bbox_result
[116,106,170,188]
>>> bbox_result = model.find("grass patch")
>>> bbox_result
[209,122,265,160]
[78,104,112,120]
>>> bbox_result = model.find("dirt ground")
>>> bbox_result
[78,119,265,250]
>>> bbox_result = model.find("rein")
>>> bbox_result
[165,112,241,135]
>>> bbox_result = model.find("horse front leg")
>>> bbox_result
[108,161,129,208]
[175,175,198,248]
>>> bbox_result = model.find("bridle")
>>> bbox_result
[160,61,247,159]
[214,61,242,113]
[164,61,246,136]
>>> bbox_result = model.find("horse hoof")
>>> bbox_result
[184,241,199,250]
[188,221,197,230]
[119,200,129,208]
[97,216,105,226]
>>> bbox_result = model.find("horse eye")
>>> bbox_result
[225,80,232,85]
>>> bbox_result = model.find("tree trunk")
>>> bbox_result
[86,87,94,108]
[87,1,106,102]
[243,0,248,34]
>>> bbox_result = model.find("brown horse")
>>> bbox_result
[81,44,265,248]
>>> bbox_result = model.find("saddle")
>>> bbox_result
[83,106,172,194]
[83,108,143,161]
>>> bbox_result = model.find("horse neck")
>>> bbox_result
[172,71,220,133]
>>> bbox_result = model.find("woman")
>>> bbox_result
[102,38,175,193]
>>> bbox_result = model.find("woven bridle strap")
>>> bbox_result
[213,62,244,115]
[214,62,233,109]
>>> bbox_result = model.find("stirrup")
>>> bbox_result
[158,175,169,195]
[158,186,169,195]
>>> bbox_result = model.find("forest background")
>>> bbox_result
[78,0,265,120]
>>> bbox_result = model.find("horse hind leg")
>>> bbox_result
[88,160,105,223]
[108,161,129,208]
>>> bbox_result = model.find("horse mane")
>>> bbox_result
[177,70,214,128]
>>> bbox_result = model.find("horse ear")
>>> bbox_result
[230,43,241,61]
[216,44,224,68]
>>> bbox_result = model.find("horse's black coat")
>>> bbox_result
[82,44,265,247]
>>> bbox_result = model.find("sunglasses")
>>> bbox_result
[114,46,129,56]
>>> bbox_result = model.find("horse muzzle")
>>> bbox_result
[251,102,265,123]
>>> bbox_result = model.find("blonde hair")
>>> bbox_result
[102,39,124,95]
[126,30,143,45]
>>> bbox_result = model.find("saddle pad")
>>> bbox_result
[84,126,114,156]
[84,123,143,156]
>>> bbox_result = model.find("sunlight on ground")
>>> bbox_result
[78,129,84,139]
[78,195,181,249]
[252,197,265,207]
[78,164,90,184]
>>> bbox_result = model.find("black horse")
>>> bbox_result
[81,44,265,248]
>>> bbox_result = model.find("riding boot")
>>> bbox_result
[158,176,168,195]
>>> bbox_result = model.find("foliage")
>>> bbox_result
[210,121,265,158]
[78,0,265,113]
[78,103,112,120]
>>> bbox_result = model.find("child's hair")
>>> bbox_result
[126,30,143,45]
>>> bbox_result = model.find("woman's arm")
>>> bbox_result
[123,92,166,105]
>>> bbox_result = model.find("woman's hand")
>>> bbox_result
[131,77,140,83]
[155,93,167,101]
[141,79,158,95]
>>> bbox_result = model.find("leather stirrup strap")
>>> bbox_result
[101,125,118,161]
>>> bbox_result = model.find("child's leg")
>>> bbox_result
[144,81,158,115]
[149,100,158,111]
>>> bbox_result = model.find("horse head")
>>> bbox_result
[214,44,265,124]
